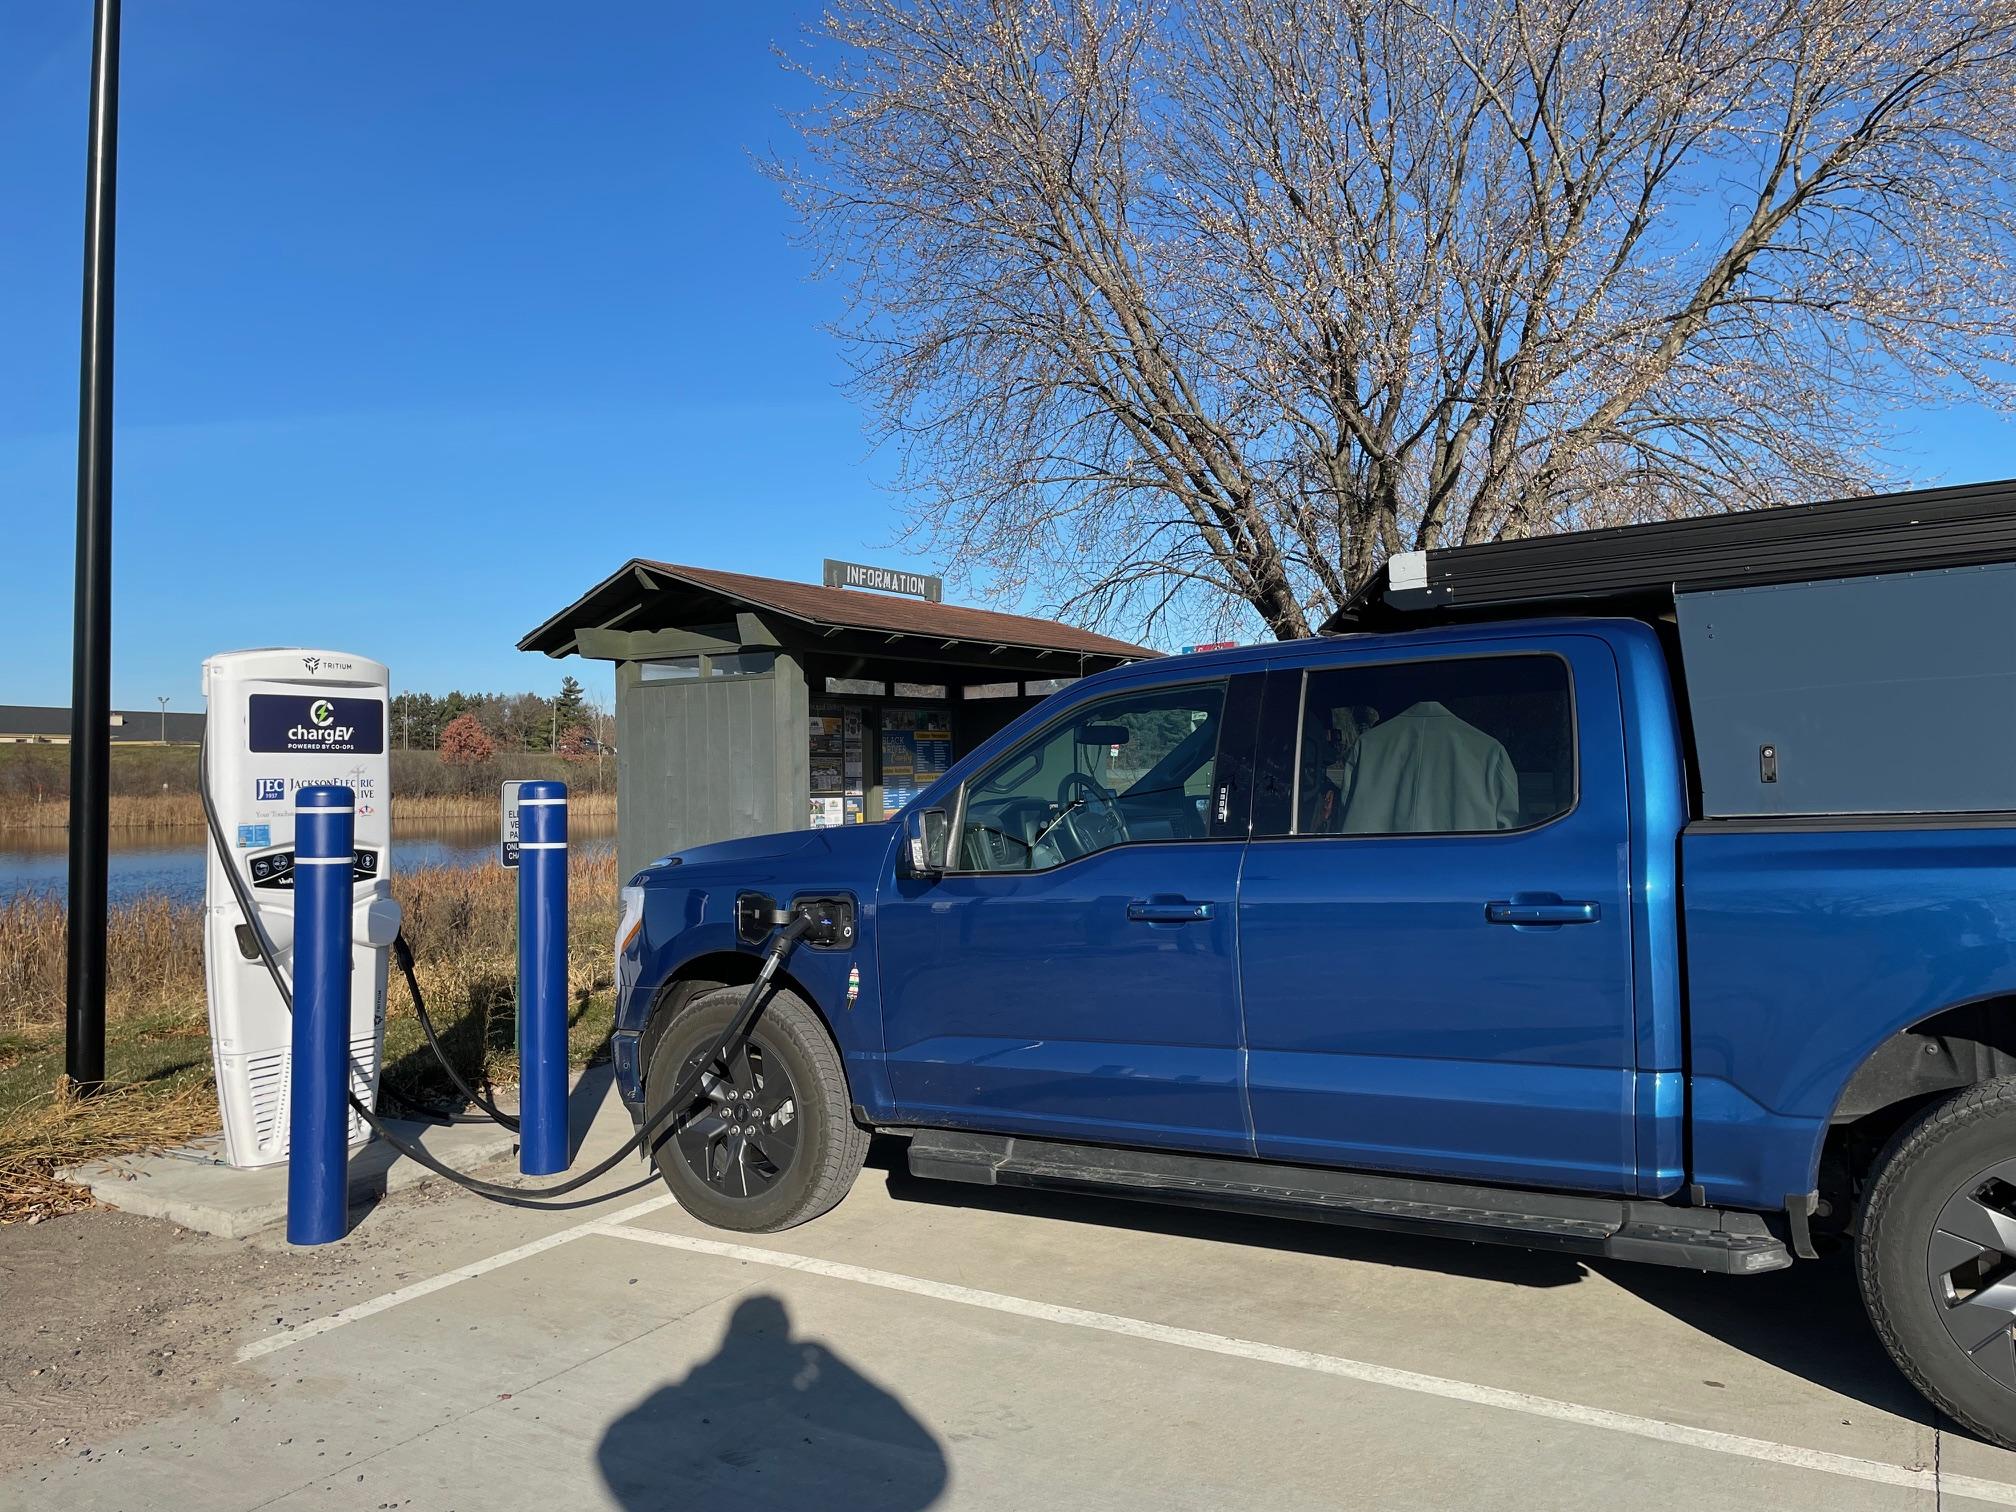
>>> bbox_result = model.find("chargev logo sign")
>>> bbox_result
[289,698,356,745]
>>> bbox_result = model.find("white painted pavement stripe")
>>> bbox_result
[232,1194,2016,1506]
[234,1195,675,1361]
[592,1222,2016,1508]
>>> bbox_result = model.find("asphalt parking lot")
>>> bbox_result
[11,1079,2016,1512]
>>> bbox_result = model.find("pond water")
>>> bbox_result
[0,816,617,908]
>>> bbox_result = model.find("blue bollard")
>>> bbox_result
[516,780,569,1174]
[288,786,354,1245]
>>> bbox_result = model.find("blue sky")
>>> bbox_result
[0,3,892,713]
[3,4,2012,715]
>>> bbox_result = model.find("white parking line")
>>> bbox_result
[235,1196,674,1362]
[594,1220,2016,1509]
[236,1199,2010,1506]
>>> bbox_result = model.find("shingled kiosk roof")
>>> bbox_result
[520,559,1153,668]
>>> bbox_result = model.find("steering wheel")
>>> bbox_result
[1044,770,1125,856]
[1057,770,1118,811]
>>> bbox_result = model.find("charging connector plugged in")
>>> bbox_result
[788,895,856,949]
[737,892,854,949]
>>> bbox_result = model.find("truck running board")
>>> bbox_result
[905,1131,1792,1275]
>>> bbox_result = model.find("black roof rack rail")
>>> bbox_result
[1322,477,2016,634]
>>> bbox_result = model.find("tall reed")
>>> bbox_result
[1,851,620,1218]
[0,790,618,832]
[1,851,620,1035]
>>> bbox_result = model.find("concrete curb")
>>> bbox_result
[62,1066,623,1240]
[61,1115,523,1240]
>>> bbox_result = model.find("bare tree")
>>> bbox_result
[774,0,2016,639]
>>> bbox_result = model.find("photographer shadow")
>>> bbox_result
[598,1294,948,1511]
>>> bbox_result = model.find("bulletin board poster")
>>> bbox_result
[881,706,951,814]
[809,704,847,793]
[809,795,846,829]
[842,707,865,787]
[912,710,951,782]
[880,718,917,813]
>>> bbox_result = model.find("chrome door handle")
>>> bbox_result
[1127,899,1214,924]
[1485,900,1600,925]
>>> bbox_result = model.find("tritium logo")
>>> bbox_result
[301,656,322,674]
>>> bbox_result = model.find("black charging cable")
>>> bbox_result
[391,933,519,1132]
[197,733,811,1208]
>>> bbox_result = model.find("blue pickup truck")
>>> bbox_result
[610,485,2016,1444]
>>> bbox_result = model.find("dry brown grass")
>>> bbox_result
[1,851,620,1034]
[0,794,204,832]
[377,849,622,1097]
[0,790,617,832]
[0,850,621,1220]
[2,892,203,1032]
[0,1078,219,1222]
[392,791,617,824]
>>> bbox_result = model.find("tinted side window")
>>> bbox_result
[1292,656,1574,836]
[956,682,1227,871]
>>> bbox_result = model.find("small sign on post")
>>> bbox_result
[499,780,522,868]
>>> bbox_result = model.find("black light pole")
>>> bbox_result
[66,0,121,1093]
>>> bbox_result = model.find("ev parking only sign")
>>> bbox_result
[499,780,522,868]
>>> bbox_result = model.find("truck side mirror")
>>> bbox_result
[902,806,950,878]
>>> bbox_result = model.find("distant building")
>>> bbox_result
[522,557,1153,878]
[0,704,206,745]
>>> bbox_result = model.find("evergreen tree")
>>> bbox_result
[554,675,587,731]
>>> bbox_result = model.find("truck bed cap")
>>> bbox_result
[1325,477,2016,633]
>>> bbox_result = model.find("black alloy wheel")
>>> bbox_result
[1860,1077,2016,1448]
[1926,1157,2016,1387]
[671,1038,800,1199]
[643,983,869,1233]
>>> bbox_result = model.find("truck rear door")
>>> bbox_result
[1237,632,1641,1194]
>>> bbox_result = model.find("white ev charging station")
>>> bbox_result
[202,650,401,1168]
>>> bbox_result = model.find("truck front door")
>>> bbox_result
[877,674,1257,1155]
[1237,636,1640,1193]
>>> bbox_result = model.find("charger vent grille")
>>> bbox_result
[247,1048,288,1155]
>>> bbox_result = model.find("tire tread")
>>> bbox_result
[779,988,872,1228]
[648,984,869,1232]
[1858,1076,2016,1446]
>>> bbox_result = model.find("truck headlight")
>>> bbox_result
[614,884,647,1003]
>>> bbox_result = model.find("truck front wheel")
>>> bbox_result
[643,984,869,1233]
[1860,1078,2016,1447]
